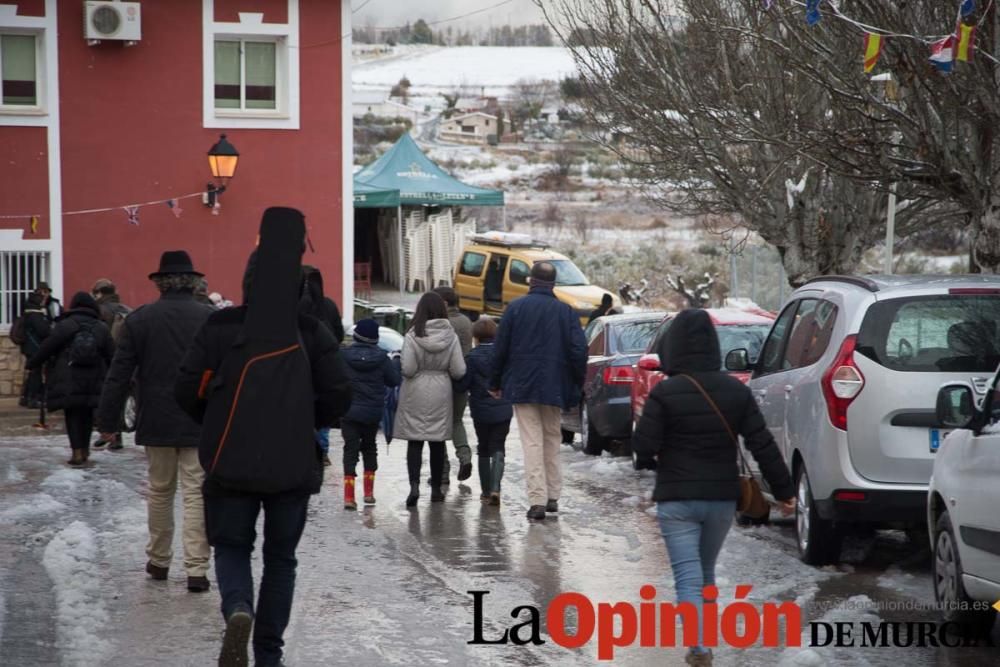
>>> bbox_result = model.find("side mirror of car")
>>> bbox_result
[725,348,751,372]
[637,354,660,371]
[936,383,976,430]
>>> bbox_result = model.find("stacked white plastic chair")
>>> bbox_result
[405,209,431,292]
[429,209,455,287]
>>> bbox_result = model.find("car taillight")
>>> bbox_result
[603,366,636,384]
[821,335,864,431]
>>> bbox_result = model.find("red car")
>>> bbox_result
[630,308,777,467]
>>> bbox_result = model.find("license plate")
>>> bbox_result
[929,429,951,453]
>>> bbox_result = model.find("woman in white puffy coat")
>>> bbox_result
[395,291,466,507]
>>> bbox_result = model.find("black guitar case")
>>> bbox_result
[198,207,320,494]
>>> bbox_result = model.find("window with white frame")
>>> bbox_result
[0,32,39,108]
[213,37,284,114]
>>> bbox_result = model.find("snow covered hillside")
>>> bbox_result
[352,45,578,97]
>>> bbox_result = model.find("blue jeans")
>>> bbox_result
[656,499,736,653]
[315,427,330,455]
[204,493,309,666]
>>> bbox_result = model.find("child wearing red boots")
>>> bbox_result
[340,319,401,509]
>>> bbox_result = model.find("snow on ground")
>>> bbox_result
[42,521,113,666]
[0,492,66,521]
[353,46,578,97]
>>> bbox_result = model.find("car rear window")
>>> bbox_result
[610,320,660,354]
[857,295,1000,372]
[718,324,770,369]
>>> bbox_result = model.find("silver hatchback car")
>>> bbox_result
[728,275,1000,564]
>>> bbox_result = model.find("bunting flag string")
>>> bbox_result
[0,190,205,228]
[781,0,999,71]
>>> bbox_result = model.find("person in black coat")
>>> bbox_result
[18,291,51,409]
[632,309,794,666]
[175,209,351,667]
[458,317,513,505]
[299,265,346,466]
[299,265,345,344]
[338,319,401,509]
[95,251,215,591]
[27,292,114,466]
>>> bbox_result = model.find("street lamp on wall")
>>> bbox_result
[205,134,240,209]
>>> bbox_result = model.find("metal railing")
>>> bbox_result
[0,251,50,329]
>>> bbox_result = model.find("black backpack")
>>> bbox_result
[68,321,100,367]
[198,208,320,494]
[9,316,26,346]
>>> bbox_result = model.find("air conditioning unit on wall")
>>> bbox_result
[84,1,142,44]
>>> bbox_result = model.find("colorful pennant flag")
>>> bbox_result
[956,23,976,62]
[165,198,183,219]
[863,33,883,73]
[125,205,140,226]
[960,0,976,18]
[929,35,955,73]
[29,215,38,234]
[806,0,822,25]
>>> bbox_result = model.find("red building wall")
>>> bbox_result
[0,126,50,238]
[55,0,343,307]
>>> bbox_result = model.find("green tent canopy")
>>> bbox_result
[354,133,505,207]
[353,178,400,208]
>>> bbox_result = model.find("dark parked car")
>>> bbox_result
[562,312,666,456]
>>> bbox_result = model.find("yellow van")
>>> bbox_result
[453,232,619,326]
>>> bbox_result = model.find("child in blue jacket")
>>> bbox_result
[459,317,513,504]
[340,319,401,509]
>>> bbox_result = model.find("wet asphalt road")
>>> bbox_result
[1,411,997,666]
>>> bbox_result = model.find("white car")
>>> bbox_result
[928,378,1000,635]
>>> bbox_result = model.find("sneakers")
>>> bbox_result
[187,576,211,592]
[218,607,253,667]
[457,462,473,481]
[108,435,123,451]
[546,499,559,513]
[146,561,169,581]
[91,437,110,450]
[526,505,546,521]
[685,649,713,666]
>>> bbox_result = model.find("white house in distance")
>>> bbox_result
[352,89,420,126]
[440,111,498,145]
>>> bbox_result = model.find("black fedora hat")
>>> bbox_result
[148,250,203,279]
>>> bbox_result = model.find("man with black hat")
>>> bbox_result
[96,250,215,592]
[35,281,62,321]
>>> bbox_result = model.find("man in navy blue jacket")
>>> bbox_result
[490,262,587,520]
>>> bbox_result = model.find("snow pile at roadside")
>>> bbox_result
[0,492,66,522]
[42,521,112,666]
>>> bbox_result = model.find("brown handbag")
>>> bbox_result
[680,374,771,519]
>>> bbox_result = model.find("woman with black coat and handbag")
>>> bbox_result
[632,309,795,667]
[27,292,114,466]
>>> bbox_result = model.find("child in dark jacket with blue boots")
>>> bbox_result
[459,317,512,505]
[340,319,401,509]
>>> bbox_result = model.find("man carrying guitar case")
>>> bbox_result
[175,207,351,667]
